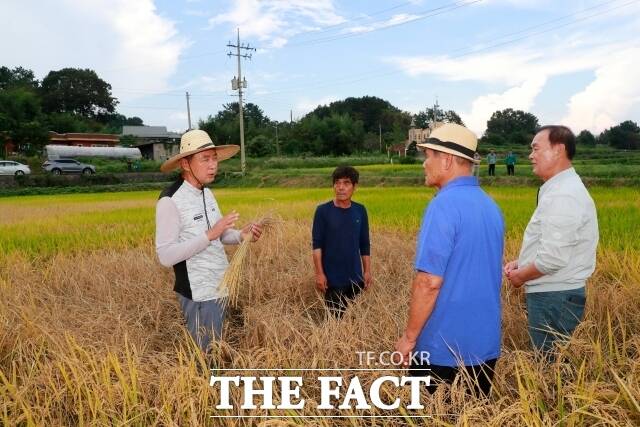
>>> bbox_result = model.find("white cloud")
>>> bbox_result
[387,26,640,134]
[462,76,547,135]
[0,0,188,103]
[562,47,640,134]
[169,111,189,122]
[178,73,231,93]
[184,9,208,17]
[208,0,345,48]
[345,13,421,34]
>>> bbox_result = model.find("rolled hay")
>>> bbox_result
[219,213,282,308]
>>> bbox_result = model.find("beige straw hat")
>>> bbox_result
[160,130,239,172]
[417,123,479,163]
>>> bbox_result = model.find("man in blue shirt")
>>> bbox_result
[395,123,505,397]
[312,166,371,318]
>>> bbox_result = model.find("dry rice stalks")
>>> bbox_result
[220,213,281,308]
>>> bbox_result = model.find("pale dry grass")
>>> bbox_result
[1,219,639,426]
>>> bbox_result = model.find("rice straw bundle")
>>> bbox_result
[220,213,281,308]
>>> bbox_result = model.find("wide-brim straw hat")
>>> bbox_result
[417,123,479,163]
[160,129,239,172]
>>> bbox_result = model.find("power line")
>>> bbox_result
[448,0,640,59]
[288,1,418,39]
[283,0,483,48]
[101,49,227,73]
[118,105,186,111]
[252,0,639,96]
[115,0,638,120]
[449,0,630,53]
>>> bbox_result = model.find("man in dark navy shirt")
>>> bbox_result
[312,166,371,318]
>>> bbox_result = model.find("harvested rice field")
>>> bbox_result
[1,186,639,425]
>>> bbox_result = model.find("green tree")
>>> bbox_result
[40,68,118,118]
[576,130,596,146]
[599,121,640,150]
[247,135,275,157]
[98,113,144,134]
[307,96,411,151]
[481,133,508,146]
[289,113,365,156]
[0,66,38,90]
[414,107,464,128]
[484,108,539,144]
[312,96,399,133]
[0,88,48,154]
[45,112,92,133]
[199,102,271,147]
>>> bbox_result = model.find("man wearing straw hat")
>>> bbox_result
[155,129,262,352]
[395,123,504,397]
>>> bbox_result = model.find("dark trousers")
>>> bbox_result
[324,282,364,319]
[409,358,498,397]
[488,164,496,176]
[507,164,515,175]
[526,287,586,355]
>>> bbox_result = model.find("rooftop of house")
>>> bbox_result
[121,126,182,139]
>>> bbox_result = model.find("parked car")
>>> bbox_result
[42,158,96,175]
[0,160,31,176]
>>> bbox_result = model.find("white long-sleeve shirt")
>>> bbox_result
[155,179,242,301]
[518,167,599,293]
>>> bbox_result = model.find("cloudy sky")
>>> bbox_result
[2,0,639,135]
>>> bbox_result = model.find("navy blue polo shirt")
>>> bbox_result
[414,176,504,366]
[312,201,370,289]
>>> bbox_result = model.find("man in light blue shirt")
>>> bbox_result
[487,150,497,176]
[395,123,504,397]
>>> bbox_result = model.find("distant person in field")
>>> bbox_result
[395,123,504,397]
[505,151,516,175]
[505,125,598,356]
[155,129,262,353]
[487,149,497,176]
[312,166,371,318]
[472,152,481,177]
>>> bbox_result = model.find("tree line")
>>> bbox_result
[480,108,639,150]
[2,65,639,157]
[0,66,142,155]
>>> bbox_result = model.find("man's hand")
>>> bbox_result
[504,260,526,288]
[207,211,239,241]
[503,260,518,277]
[507,267,526,288]
[394,333,417,368]
[315,272,328,292]
[363,271,372,290]
[241,223,263,242]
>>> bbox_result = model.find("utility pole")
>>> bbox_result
[274,122,280,156]
[290,110,293,124]
[185,92,192,130]
[379,123,382,153]
[227,28,255,175]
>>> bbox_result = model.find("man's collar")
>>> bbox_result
[540,167,576,193]
[438,175,479,194]
[182,178,204,194]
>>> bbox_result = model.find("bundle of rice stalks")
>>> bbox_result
[220,213,281,308]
